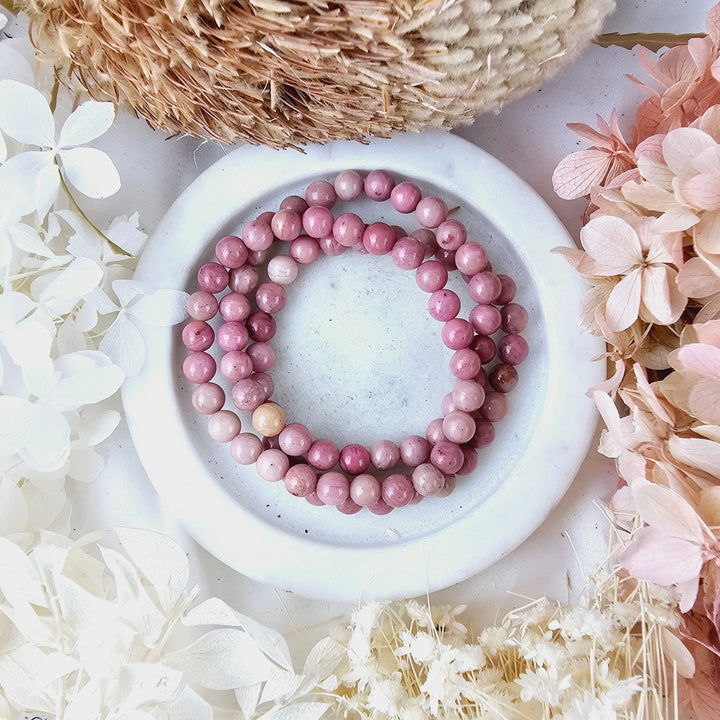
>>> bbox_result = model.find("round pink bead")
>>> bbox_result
[399,435,431,467]
[426,418,445,445]
[412,463,446,497]
[391,237,424,270]
[363,222,396,255]
[252,372,274,400]
[230,432,263,464]
[501,303,529,334]
[278,423,313,456]
[364,169,395,201]
[267,255,298,285]
[183,352,216,383]
[197,262,229,294]
[369,498,394,515]
[290,236,320,264]
[452,379,486,412]
[219,292,252,323]
[496,274,517,304]
[337,497,362,515]
[246,249,269,267]
[430,440,464,474]
[256,449,290,482]
[469,271,502,304]
[498,334,529,365]
[305,180,336,208]
[415,261,448,292]
[350,473,381,506]
[229,266,259,294]
[467,419,495,449]
[435,248,456,271]
[435,219,467,251]
[442,318,473,350]
[271,210,302,242]
[470,304,502,335]
[455,242,488,275]
[302,206,334,238]
[284,464,317,497]
[218,322,249,352]
[428,289,461,321]
[436,473,456,498]
[442,410,476,444]
[316,471,350,505]
[318,235,346,256]
[390,182,422,213]
[187,290,218,321]
[391,225,406,240]
[256,282,286,314]
[339,444,371,475]
[441,392,456,416]
[306,492,324,506]
[192,382,225,414]
[450,348,482,380]
[279,195,308,215]
[220,350,253,382]
[416,196,448,228]
[381,473,415,508]
[246,342,275,372]
[480,391,509,422]
[215,235,248,269]
[242,220,274,251]
[247,312,276,342]
[458,446,478,475]
[411,228,438,257]
[470,335,496,364]
[256,211,275,224]
[370,439,400,471]
[334,169,364,201]
[489,363,519,392]
[307,439,340,471]
[182,320,213,352]
[262,434,281,451]
[208,410,241,443]
[333,213,365,247]
[231,377,265,412]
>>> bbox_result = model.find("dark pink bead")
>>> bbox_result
[246,342,275,372]
[411,228,437,257]
[253,372,274,400]
[187,290,218,321]
[219,292,252,322]
[306,492,324,506]
[215,235,248,269]
[256,211,275,225]
[339,444,371,475]
[490,364,519,392]
[255,282,286,314]
[279,195,308,215]
[391,225,406,240]
[399,435,431,467]
[217,322,249,352]
[364,169,395,201]
[334,169,364,201]
[501,303,529,334]
[498,334,529,366]
[271,210,302,242]
[442,318,473,350]
[455,242,488,276]
[496,274,517,304]
[337,497,362,515]
[468,271,502,304]
[197,262,229,294]
[442,410,476,444]
[290,236,320,264]
[302,206,334,238]
[242,220,274,252]
[430,441,464,474]
[467,420,495,449]
[220,350,253,382]
[458,446,478,475]
[370,439,400,470]
[284,464,317,497]
[382,474,415,507]
[480,391,509,422]
[333,213,365,247]
[470,304,502,335]
[435,248,456,271]
[247,312,276,342]
[316,471,350,505]
[412,463,445,496]
[470,335,496,364]
[318,235,346,256]
[229,266,259,294]
[247,249,269,267]
[450,348,482,380]
[231,378,265,412]
[435,219,467,251]
[305,180,336,208]
[425,418,445,445]
[262,434,280,450]
[183,352,216,383]
[391,237,424,270]
[350,474,381,506]
[436,473,456,498]
[307,439,340,471]
[369,498,394,515]
[415,261,448,292]
[390,182,422,213]
[279,423,313,456]
[428,289,461,321]
[416,196,448,228]
[182,320,213,352]
[362,222,396,255]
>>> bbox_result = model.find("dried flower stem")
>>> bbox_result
[594,32,705,51]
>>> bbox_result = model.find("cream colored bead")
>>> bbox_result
[252,402,286,437]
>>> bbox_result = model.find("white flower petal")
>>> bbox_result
[21,404,71,472]
[606,269,643,331]
[106,212,147,255]
[21,356,55,400]
[640,264,686,325]
[59,101,115,148]
[4,318,53,371]
[35,161,62,220]
[0,395,34,456]
[580,215,643,274]
[6,222,53,257]
[98,314,145,376]
[40,257,103,305]
[68,446,104,483]
[112,278,146,307]
[0,477,28,534]
[130,289,189,326]
[0,291,35,330]
[59,146,121,199]
[0,80,55,146]
[52,363,124,411]
[78,407,121,446]
[0,150,56,218]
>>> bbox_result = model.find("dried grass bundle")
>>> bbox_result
[15,0,613,147]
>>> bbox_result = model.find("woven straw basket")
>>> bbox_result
[19,0,614,147]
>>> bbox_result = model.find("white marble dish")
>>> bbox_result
[123,130,604,602]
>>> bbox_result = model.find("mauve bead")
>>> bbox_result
[498,334,529,366]
[334,169,364,201]
[247,249,269,267]
[415,261,448,292]
[215,235,248,269]
[480,391,509,422]
[391,225,406,240]
[352,240,369,255]
[252,401,286,437]
[256,211,275,224]
[411,228,437,257]
[350,473,382,506]
[370,439,400,470]
[316,471,350,505]
[458,446,479,475]
[262,434,281,450]
[416,196,448,228]
[187,290,218,321]
[369,498,394,515]
[182,320,213,351]
[256,449,289,482]
[247,312,276,342]
[496,274,517,304]
[425,418,446,445]
[339,444,371,474]
[430,440,464,474]
[303,206,334,238]
[308,439,340,470]
[197,262,229,294]
[490,363,519,392]
[229,266,259,294]
[450,348,482,380]
[363,222,396,255]
[290,236,320,264]
[256,282,286,314]
[267,255,298,285]
[399,435,431,467]
[183,352,216,383]
[333,213,365,247]
[305,180,336,208]
[219,292,251,323]
[436,473,456,498]
[364,169,395,201]
[470,335,496,364]
[390,182,422,213]
[428,289,461,321]
[220,350,253,382]
[501,303,529,334]
[469,304,502,336]
[391,237,424,270]
[306,492,324,506]
[441,392,456,416]
[467,419,495,449]
[435,248,456,271]
[337,497,362,515]
[279,423,313,456]
[442,410,476,444]
[284,464,317,497]
[436,219,467,251]
[412,463,445,497]
[442,318,473,350]
[231,377,265,412]
[252,372,274,400]
[242,220,274,252]
[230,432,263,464]
[192,382,225,414]
[218,321,249,352]
[382,473,414,507]
[208,410,241,443]
[271,210,302,241]
[452,379,485,412]
[319,235,346,256]
[455,242,488,275]
[469,271,502,304]
[279,195,308,215]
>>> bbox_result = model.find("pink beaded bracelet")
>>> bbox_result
[182,169,529,515]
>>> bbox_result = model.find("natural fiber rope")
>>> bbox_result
[17,0,615,147]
